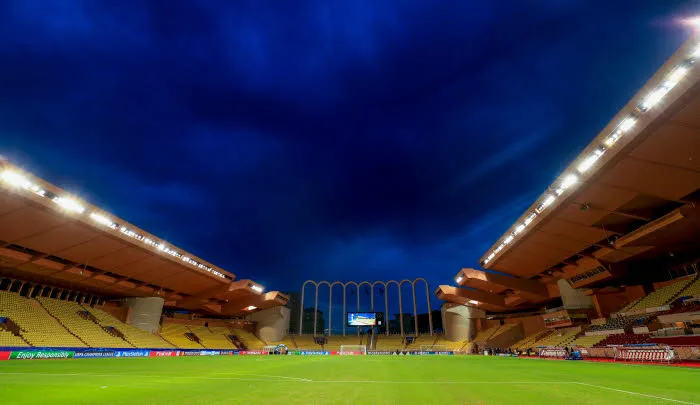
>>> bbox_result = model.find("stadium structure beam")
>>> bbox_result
[455,268,549,301]
[479,36,700,269]
[435,285,507,311]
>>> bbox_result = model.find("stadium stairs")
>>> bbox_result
[159,324,205,349]
[623,277,695,312]
[0,291,85,347]
[429,334,472,352]
[230,327,266,350]
[570,334,607,348]
[530,326,581,347]
[84,306,174,349]
[187,326,237,350]
[37,297,133,348]
[510,330,552,351]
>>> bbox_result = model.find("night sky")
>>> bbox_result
[0,1,697,308]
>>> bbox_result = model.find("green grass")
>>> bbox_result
[0,356,698,404]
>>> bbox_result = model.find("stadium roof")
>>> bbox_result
[438,36,700,311]
[0,160,287,316]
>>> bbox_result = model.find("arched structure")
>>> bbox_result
[298,279,433,336]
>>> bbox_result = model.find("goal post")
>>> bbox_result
[340,345,367,355]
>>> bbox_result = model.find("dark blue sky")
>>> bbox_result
[0,0,697,296]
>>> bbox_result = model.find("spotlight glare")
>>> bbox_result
[54,197,86,214]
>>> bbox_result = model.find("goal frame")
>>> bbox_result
[339,344,367,355]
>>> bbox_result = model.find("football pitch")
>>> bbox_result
[0,356,698,404]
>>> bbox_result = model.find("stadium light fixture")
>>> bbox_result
[244,305,257,311]
[482,39,700,268]
[89,212,117,229]
[1,170,31,188]
[618,116,637,132]
[251,285,264,293]
[455,276,463,283]
[53,197,86,214]
[577,149,605,173]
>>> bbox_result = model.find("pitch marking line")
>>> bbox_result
[0,373,696,403]
[0,372,310,383]
[573,382,698,405]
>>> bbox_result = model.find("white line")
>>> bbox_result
[574,382,698,405]
[0,373,563,385]
[0,372,303,383]
[236,373,312,382]
[307,381,570,384]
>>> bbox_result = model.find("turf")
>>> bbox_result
[0,356,698,404]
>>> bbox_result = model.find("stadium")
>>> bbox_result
[2,12,700,405]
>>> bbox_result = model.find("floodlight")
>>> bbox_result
[54,197,86,214]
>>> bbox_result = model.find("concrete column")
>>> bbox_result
[558,279,594,309]
[441,302,485,342]
[125,297,164,332]
[249,306,291,342]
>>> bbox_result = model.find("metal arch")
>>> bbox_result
[357,281,373,336]
[398,279,417,336]
[413,278,433,335]
[299,278,432,337]
[315,281,331,336]
[328,281,344,336]
[299,280,318,335]
[371,281,386,312]
[385,280,403,335]
[343,282,359,336]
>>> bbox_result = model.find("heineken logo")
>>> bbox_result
[10,350,74,360]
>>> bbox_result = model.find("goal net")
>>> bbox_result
[420,345,447,352]
[339,345,367,355]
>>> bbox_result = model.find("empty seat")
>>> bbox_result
[86,306,174,349]
[0,291,85,348]
[37,297,132,348]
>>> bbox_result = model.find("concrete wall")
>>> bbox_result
[558,279,594,309]
[593,291,631,317]
[504,315,545,337]
[441,302,485,342]
[124,297,164,333]
[248,306,291,342]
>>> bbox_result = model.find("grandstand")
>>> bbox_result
[37,297,133,348]
[0,291,85,347]
[86,306,174,348]
[434,34,700,358]
[623,277,695,311]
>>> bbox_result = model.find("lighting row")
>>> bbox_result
[482,40,700,267]
[0,169,227,279]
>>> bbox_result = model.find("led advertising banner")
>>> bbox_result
[10,350,75,360]
[114,350,150,358]
[73,351,116,358]
[346,312,384,327]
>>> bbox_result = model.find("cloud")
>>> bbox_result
[0,0,690,297]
